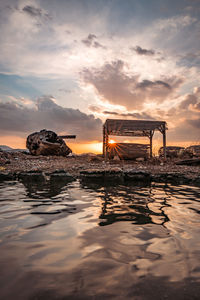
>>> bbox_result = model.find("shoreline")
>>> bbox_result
[0,152,200,186]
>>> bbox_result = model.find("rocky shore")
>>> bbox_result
[0,151,200,186]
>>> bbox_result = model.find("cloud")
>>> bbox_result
[88,105,101,113]
[168,115,200,142]
[82,60,183,109]
[103,111,154,120]
[82,34,97,47]
[179,87,200,111]
[0,96,102,141]
[187,118,200,129]
[58,88,72,94]
[137,79,171,89]
[23,5,43,17]
[82,33,105,48]
[93,41,105,49]
[191,102,200,112]
[22,5,51,20]
[132,46,155,56]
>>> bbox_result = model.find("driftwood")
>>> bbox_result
[26,129,72,156]
[176,158,200,166]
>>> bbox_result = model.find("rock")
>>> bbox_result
[0,172,16,181]
[124,169,151,182]
[136,157,144,162]
[80,167,124,182]
[49,169,75,180]
[89,156,104,162]
[26,129,72,156]
[113,155,120,161]
[18,171,45,182]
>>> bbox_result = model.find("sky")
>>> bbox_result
[0,0,200,153]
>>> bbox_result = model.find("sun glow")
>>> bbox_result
[68,141,102,154]
[109,139,116,144]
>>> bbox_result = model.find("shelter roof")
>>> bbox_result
[104,119,166,136]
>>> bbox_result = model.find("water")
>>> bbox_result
[0,178,200,300]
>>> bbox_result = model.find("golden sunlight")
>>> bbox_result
[67,141,102,154]
[109,139,116,144]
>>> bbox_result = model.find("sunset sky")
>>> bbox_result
[0,0,200,153]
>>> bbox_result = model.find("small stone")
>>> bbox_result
[113,155,120,161]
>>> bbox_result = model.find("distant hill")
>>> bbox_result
[0,145,13,151]
[0,145,28,153]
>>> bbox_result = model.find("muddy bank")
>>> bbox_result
[0,151,200,185]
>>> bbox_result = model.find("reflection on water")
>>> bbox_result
[0,178,200,299]
[81,182,170,226]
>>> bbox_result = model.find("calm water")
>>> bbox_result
[0,177,200,300]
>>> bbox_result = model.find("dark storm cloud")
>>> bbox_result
[103,111,154,120]
[0,96,102,141]
[82,60,183,109]
[132,46,155,56]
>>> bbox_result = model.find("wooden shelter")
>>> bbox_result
[103,119,167,160]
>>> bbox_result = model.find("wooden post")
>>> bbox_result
[103,124,109,160]
[163,124,166,160]
[105,131,109,160]
[150,130,153,158]
[103,125,106,158]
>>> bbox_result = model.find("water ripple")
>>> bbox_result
[0,179,200,299]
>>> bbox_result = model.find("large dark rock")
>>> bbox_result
[26,129,72,156]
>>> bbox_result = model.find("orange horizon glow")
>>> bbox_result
[0,136,199,155]
[0,136,103,154]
